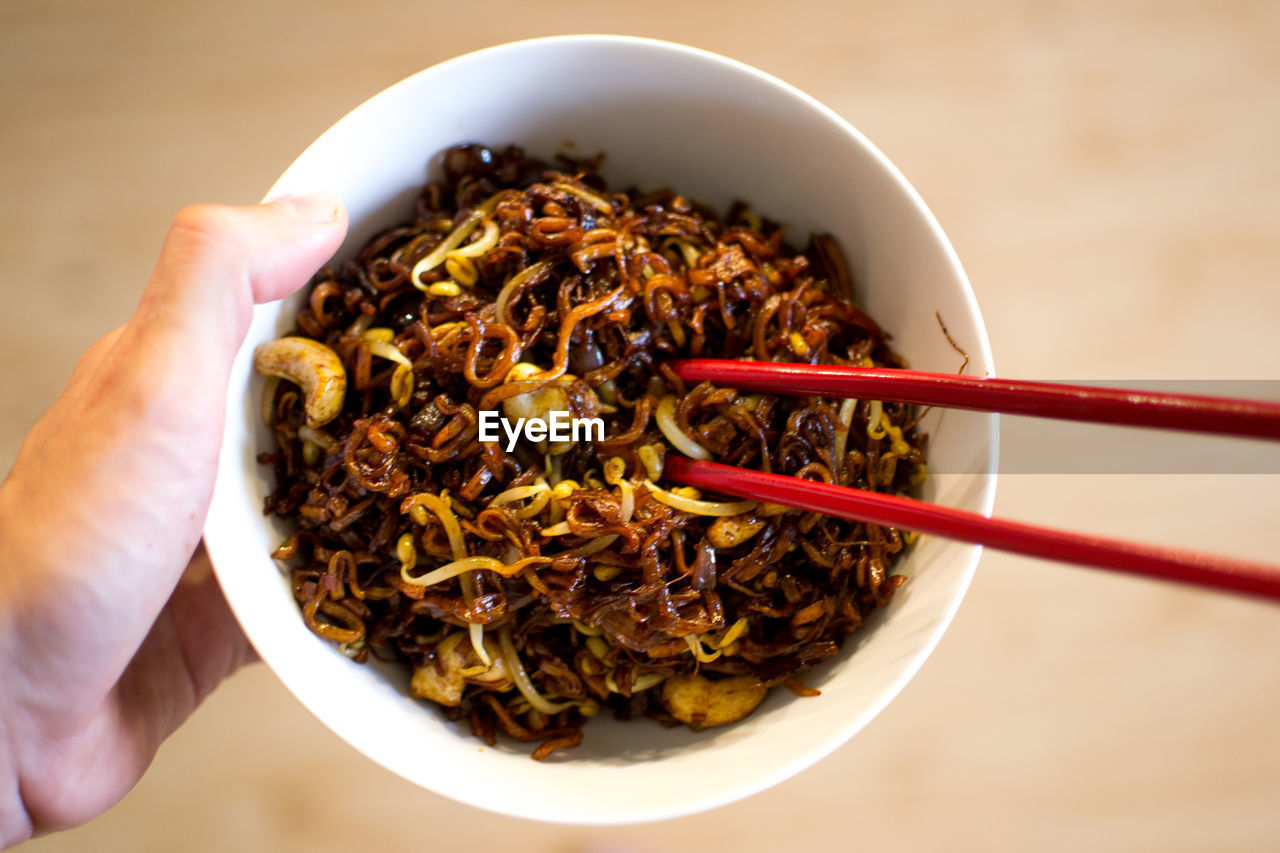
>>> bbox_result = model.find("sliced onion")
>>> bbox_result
[605,670,668,694]
[617,483,634,524]
[388,364,414,409]
[714,617,749,649]
[644,480,757,517]
[557,180,614,214]
[449,219,499,258]
[261,376,280,427]
[494,259,555,324]
[565,535,617,557]
[297,425,335,450]
[489,480,552,519]
[409,192,505,284]
[499,626,573,715]
[403,491,491,663]
[655,395,711,461]
[602,457,634,523]
[363,337,415,408]
[402,555,500,587]
[344,312,373,336]
[545,453,563,488]
[631,672,668,692]
[866,399,886,439]
[410,210,484,285]
[469,621,490,668]
[685,635,722,663]
[402,492,467,560]
[833,397,857,465]
[667,238,701,269]
[401,554,553,588]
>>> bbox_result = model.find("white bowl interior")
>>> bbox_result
[205,35,996,824]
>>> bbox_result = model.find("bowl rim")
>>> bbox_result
[207,33,999,824]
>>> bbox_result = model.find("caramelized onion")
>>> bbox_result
[260,142,925,758]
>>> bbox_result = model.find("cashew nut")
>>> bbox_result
[660,673,768,728]
[409,632,512,708]
[254,336,346,428]
[706,513,767,549]
[502,363,598,455]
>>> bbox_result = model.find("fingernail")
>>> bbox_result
[281,191,340,224]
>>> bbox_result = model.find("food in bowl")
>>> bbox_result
[254,142,927,759]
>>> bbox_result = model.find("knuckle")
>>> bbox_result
[169,203,238,253]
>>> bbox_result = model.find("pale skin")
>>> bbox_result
[0,194,348,846]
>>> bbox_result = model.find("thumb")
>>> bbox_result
[0,195,346,719]
[129,193,348,375]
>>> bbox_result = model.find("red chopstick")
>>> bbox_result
[663,455,1280,601]
[669,360,1280,441]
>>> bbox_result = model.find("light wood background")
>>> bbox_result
[3,2,1279,851]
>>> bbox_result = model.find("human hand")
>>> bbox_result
[0,194,348,845]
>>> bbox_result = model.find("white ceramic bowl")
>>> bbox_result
[205,35,997,824]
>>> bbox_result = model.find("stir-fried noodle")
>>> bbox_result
[258,144,927,758]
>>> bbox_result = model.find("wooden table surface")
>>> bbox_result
[3,2,1279,851]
